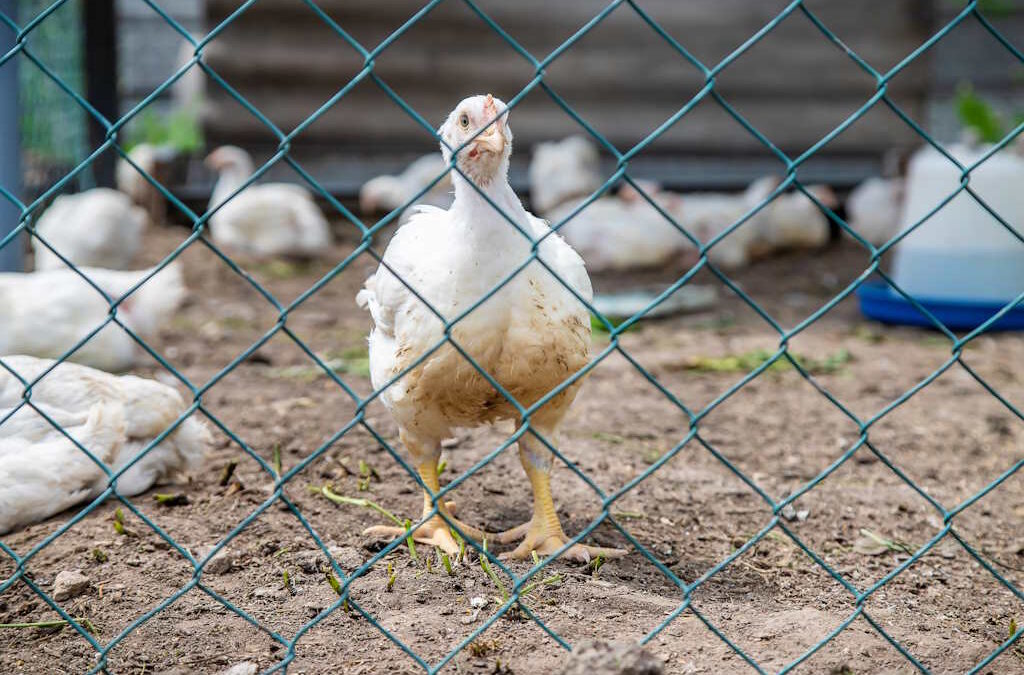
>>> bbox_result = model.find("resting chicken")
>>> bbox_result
[357,95,625,562]
[0,264,186,372]
[0,356,211,534]
[205,145,332,257]
[32,188,148,271]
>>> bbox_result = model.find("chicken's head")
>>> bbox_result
[439,94,512,186]
[204,145,255,177]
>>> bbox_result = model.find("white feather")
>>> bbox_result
[529,136,603,215]
[360,96,592,442]
[846,177,905,246]
[32,188,148,271]
[207,146,332,257]
[0,264,186,372]
[359,154,453,225]
[0,355,211,534]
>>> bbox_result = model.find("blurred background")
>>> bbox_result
[9,0,1024,209]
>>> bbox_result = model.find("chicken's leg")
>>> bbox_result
[497,432,626,563]
[363,436,491,556]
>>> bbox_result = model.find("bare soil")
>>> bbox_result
[1,224,1022,675]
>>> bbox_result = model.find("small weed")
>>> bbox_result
[453,530,467,564]
[590,314,636,335]
[590,555,605,576]
[404,519,418,561]
[308,484,402,525]
[1010,617,1019,639]
[519,573,562,600]
[468,639,500,658]
[92,548,108,563]
[591,431,625,444]
[272,444,283,478]
[153,493,188,506]
[642,448,662,465]
[441,552,454,576]
[282,570,292,592]
[325,570,342,596]
[357,459,377,491]
[852,324,884,344]
[112,508,134,537]
[218,460,238,487]
[269,348,371,382]
[385,561,396,592]
[681,348,852,375]
[479,540,509,603]
[853,529,916,556]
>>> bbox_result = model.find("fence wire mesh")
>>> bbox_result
[1,0,1023,673]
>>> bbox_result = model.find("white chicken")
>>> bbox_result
[205,146,332,257]
[32,188,148,271]
[845,176,905,246]
[0,263,186,372]
[528,136,697,272]
[0,355,211,534]
[528,135,603,215]
[747,177,837,256]
[357,94,625,562]
[359,154,453,222]
[661,188,764,270]
[546,186,697,272]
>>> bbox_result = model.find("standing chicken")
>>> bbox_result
[357,95,625,562]
[32,188,148,271]
[205,146,332,257]
[0,355,211,534]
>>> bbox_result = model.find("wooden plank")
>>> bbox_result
[203,88,924,153]
[201,0,931,165]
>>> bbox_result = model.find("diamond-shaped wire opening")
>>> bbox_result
[679,528,862,672]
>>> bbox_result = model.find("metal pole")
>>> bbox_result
[84,0,117,188]
[0,0,22,272]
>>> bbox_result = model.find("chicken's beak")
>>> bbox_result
[471,124,505,156]
[470,92,505,156]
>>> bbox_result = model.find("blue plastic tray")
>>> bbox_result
[857,282,1024,331]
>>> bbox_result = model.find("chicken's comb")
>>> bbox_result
[484,94,500,126]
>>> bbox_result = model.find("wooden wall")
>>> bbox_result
[200,0,940,190]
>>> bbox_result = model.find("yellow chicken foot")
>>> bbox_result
[496,448,626,563]
[363,460,491,557]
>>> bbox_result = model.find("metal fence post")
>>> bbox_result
[0,0,22,272]
[84,0,117,188]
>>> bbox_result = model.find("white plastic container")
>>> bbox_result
[892,142,1024,303]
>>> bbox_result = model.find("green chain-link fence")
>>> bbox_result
[2,0,1023,673]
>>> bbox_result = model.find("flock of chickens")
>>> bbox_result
[361,133,905,272]
[0,98,905,553]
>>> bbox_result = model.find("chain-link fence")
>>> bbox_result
[1,1,1023,673]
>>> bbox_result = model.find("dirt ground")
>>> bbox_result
[1,223,1022,675]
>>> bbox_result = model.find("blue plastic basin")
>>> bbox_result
[857,282,1024,331]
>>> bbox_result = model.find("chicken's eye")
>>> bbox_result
[458,113,470,129]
